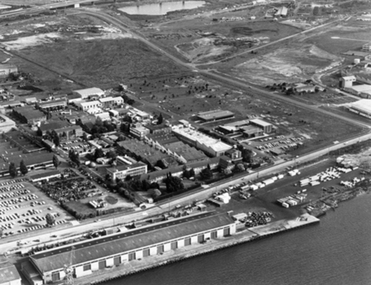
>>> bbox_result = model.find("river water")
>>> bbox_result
[104,193,371,285]
[118,1,206,15]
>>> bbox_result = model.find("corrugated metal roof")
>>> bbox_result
[31,213,234,273]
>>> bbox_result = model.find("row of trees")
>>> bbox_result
[9,160,28,177]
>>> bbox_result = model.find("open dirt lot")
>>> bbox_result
[0,13,187,90]
[231,44,341,85]
[145,18,301,64]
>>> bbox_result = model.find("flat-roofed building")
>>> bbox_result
[0,264,22,285]
[38,99,67,112]
[196,110,235,122]
[73,87,105,99]
[99,96,124,108]
[26,212,236,284]
[107,162,147,180]
[0,114,16,133]
[172,125,232,157]
[340,75,356,88]
[348,99,371,118]
[13,107,46,125]
[76,101,102,111]
[130,124,150,139]
[250,118,273,134]
[29,170,61,183]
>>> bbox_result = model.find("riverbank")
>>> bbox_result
[72,214,319,285]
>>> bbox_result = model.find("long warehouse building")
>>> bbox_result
[24,212,236,284]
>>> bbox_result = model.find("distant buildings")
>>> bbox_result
[0,64,17,78]
[362,43,371,52]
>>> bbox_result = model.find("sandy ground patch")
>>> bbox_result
[233,44,341,85]
[2,32,61,50]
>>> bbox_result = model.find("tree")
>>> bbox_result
[68,149,80,167]
[20,160,28,175]
[242,149,253,163]
[164,173,184,193]
[53,134,60,147]
[53,155,60,169]
[157,113,163,125]
[82,132,89,142]
[148,188,162,199]
[9,162,17,178]
[313,6,322,16]
[46,213,55,227]
[106,150,117,160]
[94,148,104,161]
[200,167,213,180]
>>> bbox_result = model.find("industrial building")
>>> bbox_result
[196,110,235,122]
[0,265,21,285]
[12,107,47,125]
[275,6,288,17]
[99,96,124,108]
[73,87,105,99]
[76,101,102,111]
[340,75,356,88]
[38,99,67,112]
[24,212,236,284]
[347,99,371,118]
[39,121,83,141]
[29,170,61,183]
[250,119,273,134]
[172,125,232,157]
[106,162,147,180]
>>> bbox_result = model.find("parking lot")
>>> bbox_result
[0,179,73,238]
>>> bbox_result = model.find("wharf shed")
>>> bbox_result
[27,212,236,283]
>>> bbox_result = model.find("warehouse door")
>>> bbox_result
[184,237,191,246]
[157,245,164,254]
[198,234,204,243]
[114,256,120,266]
[171,241,177,250]
[143,248,150,257]
[223,227,230,237]
[211,230,217,239]
[52,272,60,282]
[98,260,105,269]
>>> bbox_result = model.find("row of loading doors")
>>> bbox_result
[93,228,231,270]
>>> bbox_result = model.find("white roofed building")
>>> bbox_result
[172,125,232,157]
[73,87,105,99]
